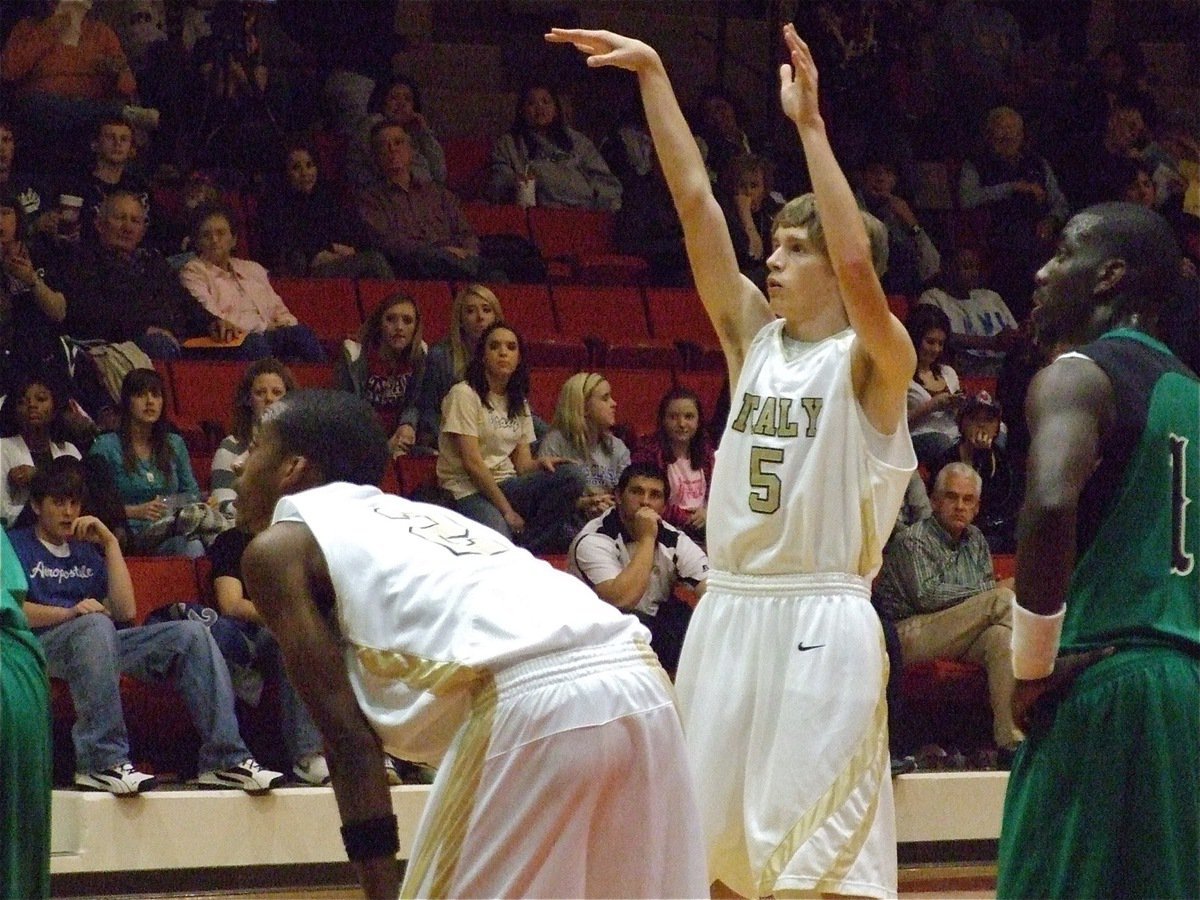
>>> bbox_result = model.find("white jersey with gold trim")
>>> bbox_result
[708,321,915,576]
[270,483,645,763]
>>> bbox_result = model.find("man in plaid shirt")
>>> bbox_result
[874,460,1020,758]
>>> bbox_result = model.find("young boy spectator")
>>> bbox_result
[9,457,284,795]
[58,117,149,248]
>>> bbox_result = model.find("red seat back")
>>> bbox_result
[126,555,201,623]
[270,276,361,351]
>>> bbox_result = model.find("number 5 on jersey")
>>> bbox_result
[749,446,784,514]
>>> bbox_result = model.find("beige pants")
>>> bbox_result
[896,587,1020,749]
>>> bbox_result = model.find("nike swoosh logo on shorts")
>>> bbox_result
[797,642,825,652]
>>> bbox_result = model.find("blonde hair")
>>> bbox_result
[450,284,504,379]
[551,372,611,459]
[772,193,889,277]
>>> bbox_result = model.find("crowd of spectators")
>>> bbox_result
[2,0,1198,785]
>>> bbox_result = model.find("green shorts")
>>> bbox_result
[1,628,51,900]
[998,647,1200,899]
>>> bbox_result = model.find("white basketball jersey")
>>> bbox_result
[271,483,644,763]
[708,321,915,577]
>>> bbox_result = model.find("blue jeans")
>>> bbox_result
[136,326,326,363]
[217,619,322,763]
[238,326,326,363]
[454,464,586,554]
[136,330,182,360]
[39,614,251,773]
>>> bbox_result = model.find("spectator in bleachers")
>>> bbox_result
[437,322,584,553]
[959,106,1067,321]
[917,246,1019,376]
[0,1,159,143]
[568,461,708,676]
[335,292,425,459]
[693,87,756,187]
[0,372,81,528]
[1070,42,1157,150]
[485,82,622,211]
[344,74,446,190]
[88,368,208,557]
[906,304,964,469]
[856,154,941,298]
[57,191,228,360]
[931,391,1020,552]
[718,154,782,291]
[539,372,630,528]
[0,119,49,230]
[356,121,497,281]
[1,187,70,395]
[632,386,713,546]
[416,283,503,449]
[258,139,393,279]
[612,150,688,285]
[604,102,688,284]
[1142,110,1200,216]
[1076,101,1152,208]
[1096,156,1200,377]
[210,357,295,524]
[934,0,1023,142]
[10,456,284,795]
[178,204,324,362]
[205,525,330,785]
[57,117,149,248]
[873,460,1021,764]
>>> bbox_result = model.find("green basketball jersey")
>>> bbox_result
[1061,329,1200,655]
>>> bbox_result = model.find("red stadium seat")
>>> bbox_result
[499,282,588,368]
[644,286,723,370]
[462,203,531,240]
[957,374,998,399]
[551,285,679,369]
[528,366,576,423]
[270,276,360,354]
[603,368,676,442]
[165,359,245,439]
[288,361,337,390]
[394,455,439,498]
[125,555,203,623]
[443,137,493,200]
[527,207,648,284]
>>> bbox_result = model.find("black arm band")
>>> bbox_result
[340,814,400,862]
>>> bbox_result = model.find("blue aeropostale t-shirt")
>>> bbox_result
[8,527,108,624]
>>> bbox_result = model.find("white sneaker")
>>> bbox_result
[75,763,157,795]
[383,755,402,786]
[195,758,285,794]
[293,753,330,786]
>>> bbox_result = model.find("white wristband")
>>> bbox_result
[1011,598,1065,680]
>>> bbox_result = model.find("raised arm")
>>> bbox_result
[780,24,914,433]
[244,523,400,900]
[547,28,769,383]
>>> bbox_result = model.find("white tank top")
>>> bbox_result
[708,321,915,577]
[272,483,643,761]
